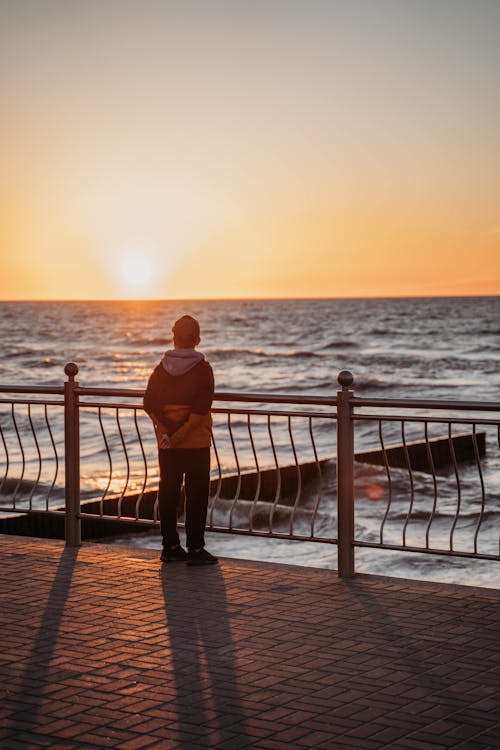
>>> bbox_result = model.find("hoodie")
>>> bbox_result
[144,349,214,449]
[161,348,205,376]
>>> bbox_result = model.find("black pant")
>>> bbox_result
[158,447,210,550]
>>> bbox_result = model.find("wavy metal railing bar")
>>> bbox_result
[0,415,9,495]
[207,409,331,540]
[247,414,261,532]
[424,421,439,549]
[115,409,130,519]
[208,429,222,527]
[448,423,462,552]
[472,423,487,555]
[0,401,61,511]
[401,420,415,547]
[97,407,113,516]
[11,404,25,508]
[268,415,281,535]
[378,420,393,545]
[352,410,499,561]
[133,409,148,520]
[309,417,323,538]
[227,413,241,531]
[44,405,59,511]
[27,404,42,509]
[288,416,302,536]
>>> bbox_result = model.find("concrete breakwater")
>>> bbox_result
[0,431,485,541]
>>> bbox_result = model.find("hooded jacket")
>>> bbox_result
[144,349,214,449]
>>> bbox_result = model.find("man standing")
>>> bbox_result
[144,315,218,565]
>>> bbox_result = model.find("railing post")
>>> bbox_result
[64,363,81,546]
[337,370,355,577]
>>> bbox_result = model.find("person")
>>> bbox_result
[144,315,218,565]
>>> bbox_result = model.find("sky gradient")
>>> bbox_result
[1,0,499,299]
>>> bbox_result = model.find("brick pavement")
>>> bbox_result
[0,534,499,750]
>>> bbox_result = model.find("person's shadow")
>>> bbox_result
[4,547,79,735]
[160,563,249,747]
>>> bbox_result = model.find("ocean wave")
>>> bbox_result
[272,349,324,359]
[322,340,358,350]
[208,347,324,360]
[368,328,392,336]
[353,377,392,391]
[136,336,171,347]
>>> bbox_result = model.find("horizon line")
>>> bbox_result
[1,292,500,303]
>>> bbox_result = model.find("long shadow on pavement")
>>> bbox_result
[160,563,249,748]
[4,546,79,741]
[347,578,500,743]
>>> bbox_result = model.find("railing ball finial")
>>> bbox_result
[337,370,354,389]
[64,362,79,381]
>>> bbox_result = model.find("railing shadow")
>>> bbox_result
[160,564,249,746]
[346,578,480,720]
[4,546,79,736]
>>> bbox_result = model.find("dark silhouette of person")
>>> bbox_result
[144,315,217,565]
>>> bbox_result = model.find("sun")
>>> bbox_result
[118,253,155,292]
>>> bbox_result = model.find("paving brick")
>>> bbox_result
[1,535,500,750]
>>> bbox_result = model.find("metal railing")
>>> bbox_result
[1,364,499,577]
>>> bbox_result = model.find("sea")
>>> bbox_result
[1,297,499,588]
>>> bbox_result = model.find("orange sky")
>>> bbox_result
[1,1,499,300]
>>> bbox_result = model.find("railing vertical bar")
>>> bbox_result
[448,422,462,552]
[288,416,302,537]
[309,416,323,539]
[401,420,415,547]
[115,408,130,519]
[247,414,261,533]
[153,493,160,524]
[98,407,112,517]
[133,409,148,520]
[44,404,59,511]
[268,414,281,535]
[27,403,42,509]
[0,414,10,495]
[424,421,438,549]
[378,420,392,545]
[472,423,486,554]
[227,413,241,530]
[209,428,222,528]
[11,404,24,508]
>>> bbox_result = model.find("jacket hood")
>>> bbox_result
[161,349,205,376]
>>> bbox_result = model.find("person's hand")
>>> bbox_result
[159,433,171,449]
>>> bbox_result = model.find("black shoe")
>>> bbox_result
[160,545,188,562]
[187,548,218,566]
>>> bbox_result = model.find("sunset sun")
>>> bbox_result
[118,253,155,292]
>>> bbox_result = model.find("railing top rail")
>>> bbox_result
[76,387,144,398]
[1,380,499,412]
[215,391,337,406]
[75,385,338,407]
[352,396,500,412]
[0,385,64,395]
